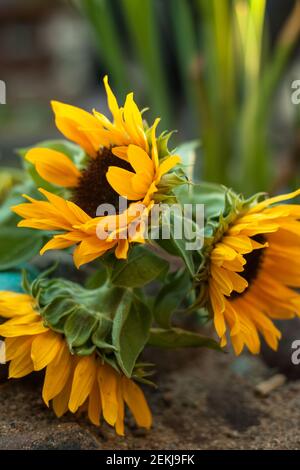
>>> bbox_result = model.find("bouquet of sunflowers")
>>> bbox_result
[0,77,299,436]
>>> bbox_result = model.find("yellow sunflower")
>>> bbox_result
[208,189,300,355]
[12,77,180,267]
[0,291,152,436]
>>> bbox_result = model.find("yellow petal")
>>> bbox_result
[115,239,129,259]
[0,315,47,337]
[0,292,34,318]
[52,370,74,418]
[9,341,34,378]
[103,75,122,126]
[151,118,160,170]
[111,146,129,161]
[5,336,33,361]
[209,281,226,338]
[73,238,115,268]
[42,341,72,406]
[131,173,151,195]
[122,376,152,429]
[222,235,253,254]
[31,330,62,371]
[106,166,143,200]
[249,188,300,214]
[88,380,102,426]
[156,155,181,181]
[69,355,96,413]
[226,269,248,293]
[51,101,101,157]
[123,93,145,147]
[211,264,233,296]
[211,243,238,263]
[26,148,80,187]
[127,145,154,177]
[115,380,125,436]
[40,236,75,255]
[97,364,119,427]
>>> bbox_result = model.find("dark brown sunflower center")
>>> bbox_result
[72,147,134,217]
[230,234,265,299]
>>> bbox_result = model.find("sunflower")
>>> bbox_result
[12,77,180,267]
[0,291,152,436]
[207,189,300,355]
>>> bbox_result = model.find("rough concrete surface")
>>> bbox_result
[1,347,300,450]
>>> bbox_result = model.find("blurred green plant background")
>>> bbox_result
[1,0,300,197]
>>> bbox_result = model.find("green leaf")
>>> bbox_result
[176,182,227,220]
[148,327,222,351]
[154,270,191,328]
[112,294,152,377]
[85,265,108,289]
[0,179,37,227]
[0,227,44,271]
[156,211,197,276]
[110,246,169,288]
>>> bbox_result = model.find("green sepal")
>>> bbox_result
[28,274,123,357]
[64,308,99,349]
[25,271,154,376]
[154,168,188,203]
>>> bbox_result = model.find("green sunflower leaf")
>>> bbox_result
[148,327,222,351]
[112,293,152,377]
[155,211,198,276]
[176,182,227,221]
[153,270,191,328]
[110,246,169,288]
[0,227,44,271]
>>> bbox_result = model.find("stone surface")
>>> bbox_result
[1,348,300,450]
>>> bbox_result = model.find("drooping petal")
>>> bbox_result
[26,148,80,187]
[42,341,72,406]
[31,330,63,371]
[97,364,119,427]
[122,376,152,429]
[69,355,97,413]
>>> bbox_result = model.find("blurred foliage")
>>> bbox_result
[75,0,300,194]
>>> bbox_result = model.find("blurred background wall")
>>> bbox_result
[0,0,300,195]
